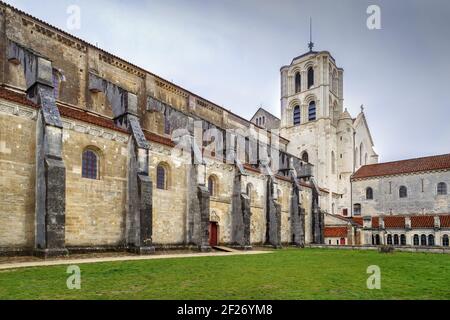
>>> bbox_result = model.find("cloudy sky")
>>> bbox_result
[4,0,450,162]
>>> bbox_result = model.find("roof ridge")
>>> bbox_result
[362,153,450,168]
[0,0,282,139]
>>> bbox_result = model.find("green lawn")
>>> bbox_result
[0,249,449,300]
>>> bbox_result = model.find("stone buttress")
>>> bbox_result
[89,73,155,254]
[230,163,252,249]
[265,176,282,248]
[7,40,68,257]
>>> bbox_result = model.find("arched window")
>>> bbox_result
[428,234,435,246]
[413,234,419,246]
[308,101,316,121]
[437,182,447,195]
[443,234,449,247]
[208,176,217,197]
[307,67,314,89]
[302,151,309,163]
[420,234,427,246]
[366,187,374,200]
[400,234,406,246]
[394,234,399,246]
[295,72,301,93]
[82,149,99,180]
[331,151,336,174]
[387,234,393,245]
[293,105,301,125]
[156,164,168,190]
[399,186,408,198]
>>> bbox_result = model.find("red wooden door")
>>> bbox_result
[340,238,346,245]
[209,222,218,246]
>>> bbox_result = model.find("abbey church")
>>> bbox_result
[0,2,449,257]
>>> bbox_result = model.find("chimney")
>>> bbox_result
[379,216,385,230]
[363,216,372,229]
[434,216,441,230]
[405,216,412,230]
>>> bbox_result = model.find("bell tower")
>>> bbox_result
[279,33,345,215]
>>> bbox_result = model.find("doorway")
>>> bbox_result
[209,222,218,247]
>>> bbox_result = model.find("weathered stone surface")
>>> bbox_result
[7,43,69,256]
[197,185,211,252]
[128,115,150,150]
[89,73,127,117]
[231,170,244,245]
[290,178,305,246]
[126,139,154,254]
[241,193,252,248]
[230,168,252,248]
[138,174,153,248]
[0,4,327,255]
[265,177,282,248]
[7,41,53,89]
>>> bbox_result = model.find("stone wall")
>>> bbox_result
[62,124,129,247]
[352,171,450,216]
[149,144,187,245]
[0,3,320,253]
[0,102,36,248]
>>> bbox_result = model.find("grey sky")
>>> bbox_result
[4,0,450,162]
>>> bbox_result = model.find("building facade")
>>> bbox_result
[0,2,329,256]
[253,50,379,217]
[0,2,448,257]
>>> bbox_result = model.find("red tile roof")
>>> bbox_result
[440,215,450,228]
[351,215,450,229]
[372,217,379,228]
[349,216,378,228]
[0,87,38,108]
[352,154,450,180]
[144,131,175,148]
[58,105,129,134]
[384,216,405,229]
[324,227,348,238]
[411,216,435,228]
[352,217,363,226]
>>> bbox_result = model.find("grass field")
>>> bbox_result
[0,249,449,300]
